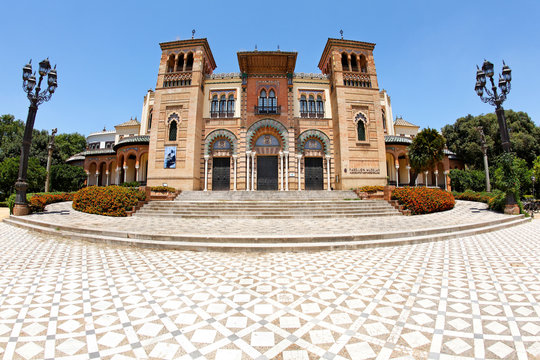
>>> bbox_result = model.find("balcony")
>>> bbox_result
[343,72,372,88]
[254,105,281,115]
[210,111,235,118]
[163,71,192,88]
[300,111,325,119]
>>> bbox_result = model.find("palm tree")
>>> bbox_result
[408,128,446,186]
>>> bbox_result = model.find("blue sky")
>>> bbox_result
[1,0,539,136]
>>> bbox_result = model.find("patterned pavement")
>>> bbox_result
[0,219,539,359]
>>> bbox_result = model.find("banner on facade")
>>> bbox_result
[164,146,176,169]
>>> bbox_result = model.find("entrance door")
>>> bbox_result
[305,157,323,190]
[212,157,230,191]
[257,156,278,190]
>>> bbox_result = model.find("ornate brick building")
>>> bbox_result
[69,36,461,190]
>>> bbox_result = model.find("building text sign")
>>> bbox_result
[348,168,380,175]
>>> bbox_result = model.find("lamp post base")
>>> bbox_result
[504,204,520,215]
[13,204,31,216]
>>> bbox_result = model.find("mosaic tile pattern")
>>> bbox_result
[0,220,539,359]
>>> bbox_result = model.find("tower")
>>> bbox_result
[318,38,387,188]
[147,38,216,189]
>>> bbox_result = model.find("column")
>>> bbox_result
[182,53,187,72]
[434,170,439,188]
[204,155,209,191]
[424,171,428,187]
[444,170,449,191]
[395,164,400,188]
[284,151,289,191]
[406,165,411,186]
[106,170,110,186]
[325,155,331,191]
[251,152,256,191]
[245,151,251,191]
[116,167,120,185]
[297,154,302,191]
[233,155,237,191]
[85,170,90,186]
[279,151,284,191]
[123,166,128,183]
[135,164,140,182]
[95,172,100,186]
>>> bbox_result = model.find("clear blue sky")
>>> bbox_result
[1,0,539,137]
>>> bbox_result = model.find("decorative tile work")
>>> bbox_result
[0,220,539,359]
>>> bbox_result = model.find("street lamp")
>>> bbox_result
[474,60,517,213]
[532,175,536,200]
[13,59,58,215]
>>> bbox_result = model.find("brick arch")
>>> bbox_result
[297,129,331,155]
[246,119,288,151]
[204,129,238,156]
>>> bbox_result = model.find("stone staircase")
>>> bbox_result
[133,190,401,219]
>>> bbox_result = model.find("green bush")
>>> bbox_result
[50,164,87,192]
[449,169,487,192]
[120,181,140,188]
[72,186,146,217]
[151,186,176,193]
[452,189,501,204]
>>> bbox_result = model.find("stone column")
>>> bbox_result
[182,53,187,72]
[95,172,100,186]
[284,151,289,191]
[406,165,411,186]
[326,155,331,191]
[85,170,90,187]
[297,154,302,191]
[434,170,439,188]
[251,152,256,191]
[123,166,128,183]
[233,155,237,191]
[246,151,251,191]
[424,171,428,187]
[115,167,120,185]
[444,170,449,191]
[204,155,209,191]
[395,164,400,188]
[135,164,140,182]
[279,151,284,191]
[106,170,110,186]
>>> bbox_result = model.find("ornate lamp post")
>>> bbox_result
[45,128,57,193]
[474,60,517,213]
[13,59,58,216]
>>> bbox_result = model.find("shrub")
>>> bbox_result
[151,186,176,193]
[357,185,384,193]
[7,192,74,214]
[72,186,146,217]
[452,189,501,204]
[50,164,87,192]
[120,181,140,188]
[392,187,455,215]
[449,169,487,192]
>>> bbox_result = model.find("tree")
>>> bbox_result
[0,157,46,200]
[0,114,24,163]
[408,128,446,176]
[442,110,540,169]
[53,133,87,164]
[50,164,87,192]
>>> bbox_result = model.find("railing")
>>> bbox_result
[163,71,192,88]
[210,111,235,118]
[343,72,372,88]
[300,111,325,119]
[254,105,281,115]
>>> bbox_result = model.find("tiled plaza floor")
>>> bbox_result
[0,220,539,359]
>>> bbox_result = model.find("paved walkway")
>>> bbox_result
[0,219,539,359]
[18,201,513,236]
[0,208,9,221]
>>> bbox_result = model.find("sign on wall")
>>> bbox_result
[164,146,176,169]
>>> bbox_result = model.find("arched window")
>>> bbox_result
[259,89,267,108]
[185,53,194,71]
[316,96,324,117]
[359,55,368,73]
[169,120,177,141]
[176,53,184,72]
[211,95,218,116]
[148,110,152,130]
[227,94,235,116]
[268,90,276,108]
[357,121,366,141]
[351,54,359,72]
[166,54,175,73]
[300,95,307,115]
[382,109,386,131]
[219,95,226,114]
[308,95,315,115]
[341,53,349,71]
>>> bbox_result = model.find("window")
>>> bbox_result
[166,55,175,73]
[341,53,349,71]
[169,120,177,141]
[185,53,193,71]
[359,55,368,73]
[268,90,276,108]
[357,121,366,141]
[219,95,226,114]
[259,89,267,108]
[176,53,184,71]
[381,109,386,131]
[351,55,359,72]
[148,110,153,130]
[256,89,279,114]
[227,95,235,116]
[316,96,324,116]
[300,95,307,114]
[308,95,315,114]
[211,95,218,116]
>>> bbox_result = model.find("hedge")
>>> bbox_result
[392,187,455,215]
[8,192,74,214]
[151,186,176,193]
[357,185,385,193]
[72,186,146,217]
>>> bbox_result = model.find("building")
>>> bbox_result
[68,36,461,190]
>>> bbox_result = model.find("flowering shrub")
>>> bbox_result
[72,186,146,217]
[452,190,499,204]
[392,187,455,215]
[151,186,176,193]
[357,185,385,193]
[8,192,74,214]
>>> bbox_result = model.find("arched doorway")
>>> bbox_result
[211,139,231,191]
[255,134,280,190]
[303,139,324,190]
